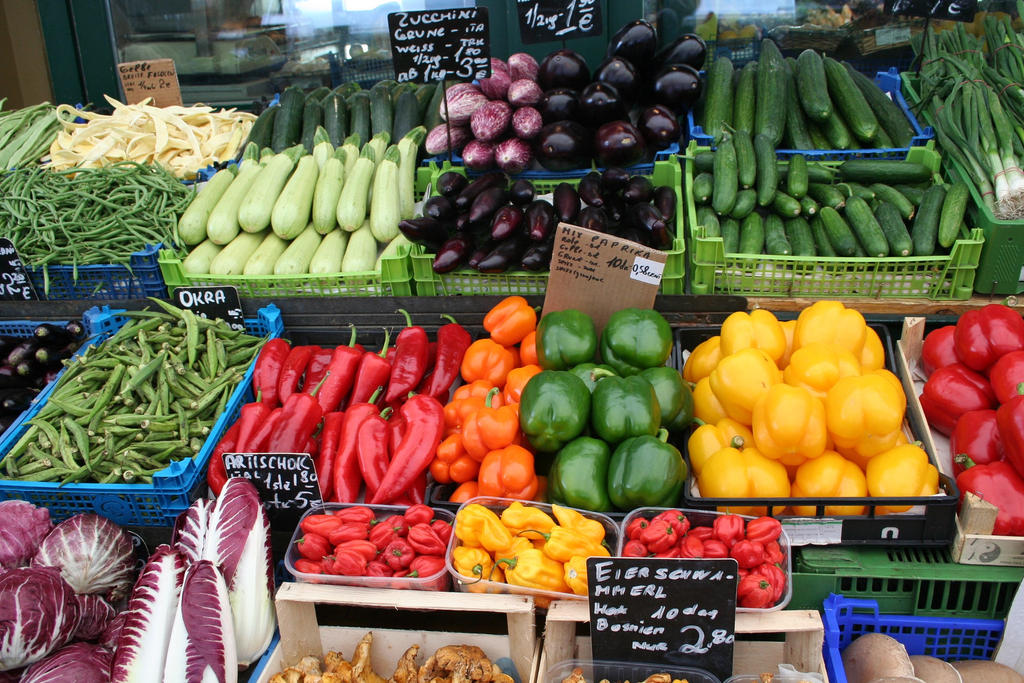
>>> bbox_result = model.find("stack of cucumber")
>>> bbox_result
[174,122,425,278]
[701,40,916,151]
[692,135,971,258]
[245,80,443,153]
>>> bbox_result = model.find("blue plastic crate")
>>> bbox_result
[823,594,1006,683]
[422,143,680,179]
[0,304,283,526]
[687,68,934,160]
[25,243,168,300]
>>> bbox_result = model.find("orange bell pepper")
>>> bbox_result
[719,309,787,364]
[444,381,504,434]
[449,480,479,503]
[430,433,480,484]
[504,364,542,404]
[484,296,537,346]
[694,376,729,424]
[790,450,867,516]
[519,331,539,366]
[462,388,521,460]
[683,336,722,383]
[477,444,539,500]
[783,343,862,401]
[461,339,518,388]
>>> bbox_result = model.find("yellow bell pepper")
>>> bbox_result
[687,418,752,476]
[500,547,570,593]
[790,450,868,516]
[455,503,514,552]
[694,376,729,424]
[751,384,828,466]
[551,504,606,546]
[564,555,589,596]
[500,501,555,541]
[840,430,908,470]
[860,326,885,372]
[683,336,722,383]
[778,319,797,370]
[793,301,867,358]
[495,536,534,565]
[865,443,940,514]
[698,446,791,515]
[719,309,787,363]
[709,348,782,424]
[783,343,862,401]
[824,371,906,458]
[540,526,610,563]
[452,546,502,586]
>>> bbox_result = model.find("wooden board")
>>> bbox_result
[749,295,1024,316]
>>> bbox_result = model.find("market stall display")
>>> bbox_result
[0,101,59,170]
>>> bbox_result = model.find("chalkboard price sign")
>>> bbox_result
[173,285,245,332]
[884,0,977,22]
[0,239,38,301]
[588,557,737,682]
[388,8,491,84]
[223,453,323,525]
[517,0,603,44]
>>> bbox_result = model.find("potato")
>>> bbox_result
[842,633,916,683]
[950,661,1024,682]
[910,656,962,683]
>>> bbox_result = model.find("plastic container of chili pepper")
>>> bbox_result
[545,658,721,683]
[618,507,794,612]
[445,497,620,609]
[285,502,455,591]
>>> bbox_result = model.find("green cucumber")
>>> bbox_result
[772,191,802,217]
[755,38,787,147]
[874,200,913,257]
[694,151,715,173]
[843,62,914,147]
[808,183,845,209]
[730,189,758,219]
[845,182,876,201]
[323,94,348,148]
[722,217,741,254]
[738,212,764,254]
[785,217,816,256]
[810,215,837,256]
[822,110,853,150]
[712,132,739,215]
[807,121,830,149]
[874,126,895,149]
[392,89,421,143]
[348,92,372,145]
[734,62,758,134]
[870,184,915,219]
[823,57,879,143]
[271,86,305,152]
[911,184,946,256]
[838,160,933,184]
[895,184,926,205]
[764,214,791,255]
[244,106,278,150]
[733,129,756,189]
[704,56,735,141]
[796,49,833,123]
[783,61,815,150]
[787,154,808,199]
[300,98,323,153]
[819,205,858,256]
[370,86,393,138]
[799,196,819,216]
[693,172,714,204]
[938,183,969,248]
[415,83,438,118]
[697,206,721,238]
[754,133,778,207]
[843,195,889,257]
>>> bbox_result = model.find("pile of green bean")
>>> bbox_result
[0,161,191,277]
[1,299,265,485]
[0,100,60,170]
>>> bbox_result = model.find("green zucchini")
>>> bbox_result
[843,62,915,147]
[337,144,377,232]
[300,98,323,153]
[809,215,836,256]
[772,190,802,217]
[206,157,261,245]
[738,212,765,254]
[821,110,853,150]
[693,172,714,204]
[274,223,323,275]
[341,219,378,272]
[870,184,915,219]
[734,62,758,133]
[392,89,421,143]
[785,217,816,256]
[370,145,402,242]
[755,38,787,147]
[415,83,438,118]
[348,92,372,146]
[938,183,969,248]
[333,82,361,99]
[819,206,858,256]
[795,49,833,123]
[271,154,320,239]
[243,232,290,276]
[808,182,845,209]
[754,133,778,207]
[722,217,741,254]
[238,145,304,233]
[843,195,889,257]
[370,86,393,138]
[839,160,933,184]
[182,239,223,275]
[895,184,926,205]
[712,132,739,215]
[733,129,756,189]
[764,214,792,255]
[799,196,819,216]
[398,126,426,220]
[697,206,721,238]
[312,149,346,234]
[271,86,305,152]
[787,154,808,199]
[730,189,758,219]
[822,57,879,143]
[703,56,735,141]
[424,81,448,131]
[912,184,946,256]
[323,94,348,148]
[210,230,266,275]
[244,106,278,150]
[783,62,815,150]
[310,229,349,274]
[177,167,237,246]
[306,86,330,104]
[874,200,913,257]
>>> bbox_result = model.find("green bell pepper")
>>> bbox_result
[568,362,617,393]
[591,375,660,443]
[639,366,695,432]
[607,429,687,510]
[519,370,591,453]
[599,308,674,376]
[537,309,598,370]
[547,436,612,512]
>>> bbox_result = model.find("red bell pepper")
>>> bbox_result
[921,325,958,377]
[679,534,705,558]
[383,538,415,571]
[369,520,399,550]
[253,338,289,406]
[277,345,316,405]
[758,562,788,603]
[737,573,775,608]
[639,519,677,553]
[384,310,430,405]
[622,539,649,557]
[989,350,1024,405]
[702,539,730,558]
[328,523,370,545]
[349,328,392,406]
[951,410,1003,477]
[207,420,240,495]
[730,539,765,569]
[920,363,996,436]
[296,533,331,561]
[954,304,1024,372]
[418,315,472,400]
[356,408,392,502]
[744,516,783,544]
[329,549,368,576]
[407,523,446,556]
[300,514,342,537]
[407,555,445,578]
[317,326,362,413]
[235,396,272,453]
[998,395,1024,480]
[267,373,331,453]
[653,509,691,537]
[302,347,333,394]
[366,560,391,577]
[713,515,746,547]
[370,394,445,504]
[383,514,409,537]
[316,412,346,501]
[403,504,434,526]
[334,506,376,524]
[329,390,383,503]
[956,458,1024,536]
[625,517,649,540]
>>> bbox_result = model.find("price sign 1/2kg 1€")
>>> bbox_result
[388,7,491,84]
[517,0,603,44]
[223,453,323,526]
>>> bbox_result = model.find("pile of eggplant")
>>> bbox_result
[0,321,87,431]
[399,168,677,274]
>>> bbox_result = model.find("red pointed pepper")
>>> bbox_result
[277,345,316,405]
[921,363,996,435]
[267,373,331,453]
[370,394,445,504]
[357,408,392,502]
[316,411,346,500]
[989,350,1024,405]
[921,325,958,377]
[207,420,240,495]
[243,407,283,454]
[302,346,333,393]
[318,326,362,413]
[956,458,1024,536]
[253,338,289,406]
[951,410,1003,477]
[385,310,430,405]
[235,392,272,452]
[998,395,1024,480]
[954,304,1024,372]
[407,472,427,504]
[349,329,393,406]
[418,315,472,400]
[330,388,383,503]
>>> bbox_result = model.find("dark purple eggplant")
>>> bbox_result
[553,183,580,222]
[525,199,557,242]
[423,196,455,221]
[64,320,85,341]
[437,171,469,199]
[537,50,590,91]
[594,120,647,168]
[520,239,555,271]
[575,206,610,233]
[34,323,76,347]
[618,226,651,247]
[468,186,509,224]
[454,171,507,212]
[35,343,76,368]
[627,203,671,249]
[433,234,474,273]
[578,172,604,208]
[607,20,658,65]
[539,89,580,124]
[0,336,23,361]
[468,239,498,270]
[535,121,591,172]
[579,82,627,128]
[510,179,535,205]
[454,213,473,233]
[654,186,677,230]
[603,194,627,225]
[600,167,631,194]
[593,57,639,102]
[43,369,59,385]
[477,236,527,273]
[623,176,655,204]
[639,105,681,150]
[490,205,524,241]
[15,359,42,380]
[654,34,707,71]
[6,340,39,368]
[0,365,23,389]
[651,64,703,113]
[399,217,449,250]
[0,388,35,414]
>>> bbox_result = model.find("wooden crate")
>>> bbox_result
[540,600,827,681]
[253,583,538,683]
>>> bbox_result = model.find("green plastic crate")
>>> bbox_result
[901,71,1024,296]
[790,546,1024,619]
[411,159,686,296]
[686,140,985,299]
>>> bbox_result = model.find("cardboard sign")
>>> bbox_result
[884,0,977,22]
[0,239,38,301]
[173,285,245,332]
[388,8,491,83]
[517,0,603,44]
[588,557,737,682]
[543,223,666,333]
[117,59,183,108]
[223,453,323,525]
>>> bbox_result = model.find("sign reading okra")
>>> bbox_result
[0,299,264,485]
